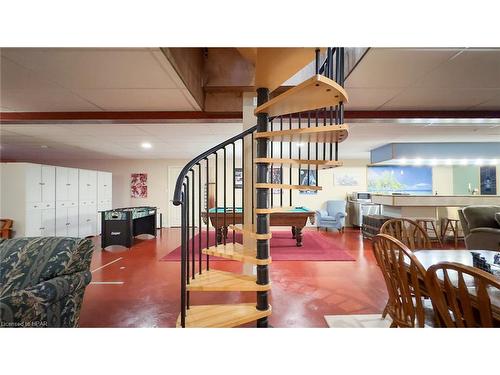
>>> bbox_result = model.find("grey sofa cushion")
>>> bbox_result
[496,213,500,227]
[463,205,500,230]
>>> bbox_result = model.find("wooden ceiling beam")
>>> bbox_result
[1,110,499,124]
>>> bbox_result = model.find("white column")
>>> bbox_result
[243,92,257,275]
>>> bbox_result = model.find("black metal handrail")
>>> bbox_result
[172,125,258,206]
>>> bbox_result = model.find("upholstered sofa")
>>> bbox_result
[458,205,500,251]
[0,237,94,328]
[316,200,347,232]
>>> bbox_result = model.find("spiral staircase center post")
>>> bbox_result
[255,87,271,328]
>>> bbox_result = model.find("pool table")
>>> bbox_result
[203,207,315,247]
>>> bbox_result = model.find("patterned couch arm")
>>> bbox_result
[0,237,95,327]
[0,270,91,327]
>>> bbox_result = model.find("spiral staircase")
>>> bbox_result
[172,47,349,327]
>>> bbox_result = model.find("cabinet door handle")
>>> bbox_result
[46,204,50,207]
[66,223,70,226]
[66,183,71,186]
[39,227,45,230]
[86,219,91,222]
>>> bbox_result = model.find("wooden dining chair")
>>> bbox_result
[0,218,13,239]
[425,262,500,328]
[372,233,433,327]
[380,218,432,251]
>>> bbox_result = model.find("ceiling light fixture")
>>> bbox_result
[141,142,152,149]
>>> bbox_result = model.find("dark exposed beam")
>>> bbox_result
[1,110,499,124]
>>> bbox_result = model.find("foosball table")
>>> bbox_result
[101,206,157,249]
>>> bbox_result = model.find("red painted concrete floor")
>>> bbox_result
[79,228,444,328]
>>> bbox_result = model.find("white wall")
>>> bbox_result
[22,158,460,227]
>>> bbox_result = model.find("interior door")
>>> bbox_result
[168,166,183,227]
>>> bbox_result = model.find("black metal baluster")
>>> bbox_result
[280,116,283,207]
[307,111,311,189]
[232,142,236,244]
[197,163,202,274]
[205,157,209,270]
[270,118,274,208]
[242,137,245,228]
[223,147,227,245]
[214,151,218,247]
[298,113,301,185]
[191,169,195,279]
[289,114,292,207]
[185,176,190,310]
[180,186,186,327]
[315,110,319,186]
[315,48,320,74]
[251,132,254,225]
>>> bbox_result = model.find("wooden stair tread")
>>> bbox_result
[254,124,349,143]
[188,269,270,292]
[255,183,322,191]
[176,303,272,328]
[228,224,272,239]
[254,158,343,169]
[254,74,348,117]
[202,243,271,265]
[237,48,324,92]
[255,206,295,214]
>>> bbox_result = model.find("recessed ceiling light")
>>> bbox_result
[141,142,152,149]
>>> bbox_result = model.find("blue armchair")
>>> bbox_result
[316,200,347,232]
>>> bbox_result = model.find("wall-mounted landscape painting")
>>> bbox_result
[367,166,432,195]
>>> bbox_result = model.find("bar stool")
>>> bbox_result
[415,218,442,248]
[440,217,461,248]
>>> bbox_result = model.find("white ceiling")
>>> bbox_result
[0,48,201,112]
[1,121,499,161]
[0,123,243,160]
[345,48,500,110]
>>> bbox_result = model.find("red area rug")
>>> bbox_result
[160,230,354,262]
